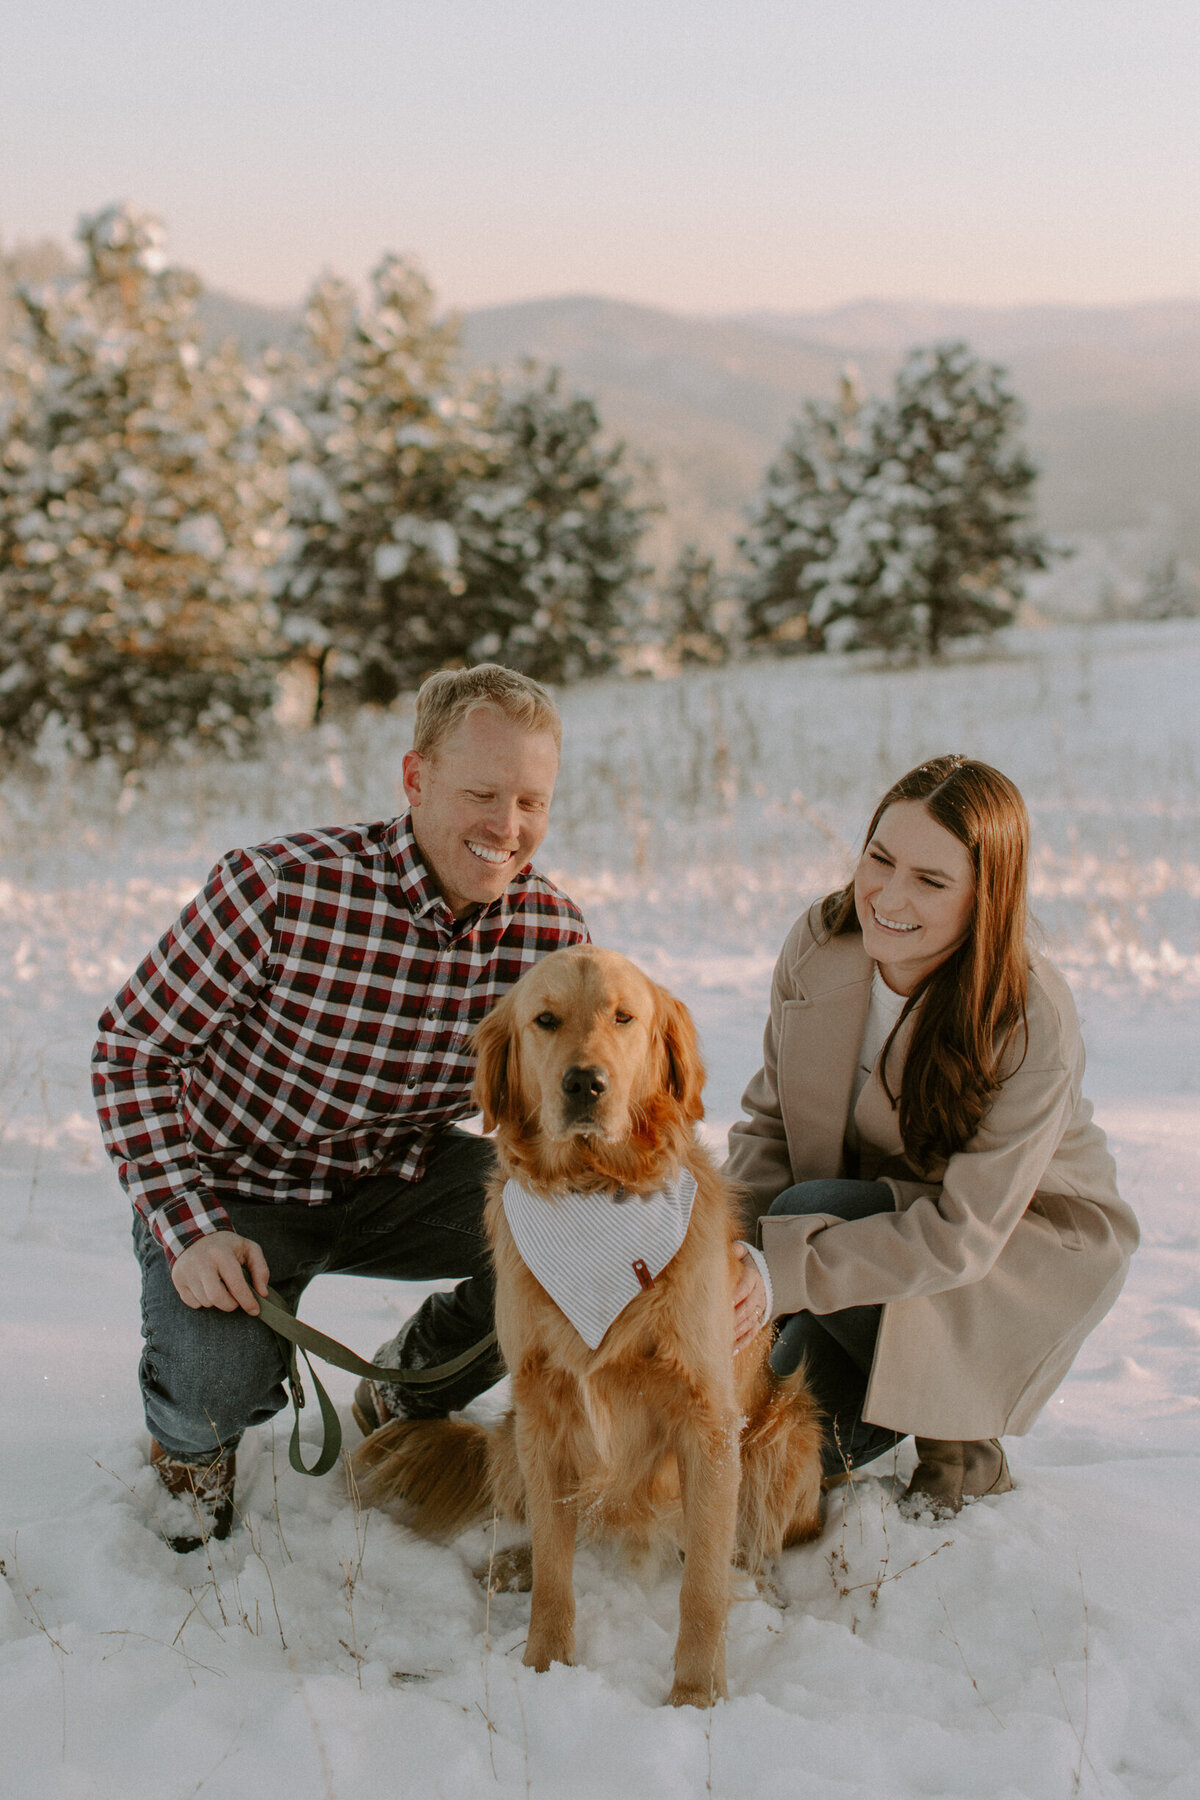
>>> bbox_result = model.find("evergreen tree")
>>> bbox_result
[810,343,1050,655]
[1,236,73,357]
[0,204,287,765]
[1135,553,1199,621]
[453,369,651,683]
[661,542,732,665]
[282,304,650,706]
[738,375,862,653]
[278,257,487,715]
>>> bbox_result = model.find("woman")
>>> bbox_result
[728,756,1138,1512]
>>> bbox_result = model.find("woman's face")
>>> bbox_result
[854,800,976,994]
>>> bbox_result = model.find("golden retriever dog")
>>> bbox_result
[353,945,822,1708]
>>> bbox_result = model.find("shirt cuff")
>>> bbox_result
[737,1240,774,1321]
[148,1199,236,1266]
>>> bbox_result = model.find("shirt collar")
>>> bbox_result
[385,814,531,932]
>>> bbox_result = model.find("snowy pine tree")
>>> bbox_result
[1,236,73,357]
[278,257,487,716]
[280,270,651,709]
[661,542,733,666]
[738,377,862,653]
[1135,553,1199,621]
[453,369,651,683]
[809,343,1050,656]
[0,204,287,765]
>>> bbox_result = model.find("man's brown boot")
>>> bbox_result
[903,1438,1013,1515]
[352,1376,404,1437]
[150,1439,237,1553]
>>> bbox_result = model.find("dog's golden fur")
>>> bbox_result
[353,945,823,1707]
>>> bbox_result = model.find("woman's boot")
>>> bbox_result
[903,1438,1012,1514]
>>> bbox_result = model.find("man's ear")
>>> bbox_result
[654,985,706,1123]
[472,1000,515,1133]
[402,749,424,808]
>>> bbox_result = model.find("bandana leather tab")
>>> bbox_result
[501,1170,699,1349]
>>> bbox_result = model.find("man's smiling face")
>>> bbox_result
[402,705,560,916]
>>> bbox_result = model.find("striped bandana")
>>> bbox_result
[501,1169,699,1350]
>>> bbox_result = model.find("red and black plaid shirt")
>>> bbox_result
[92,815,588,1263]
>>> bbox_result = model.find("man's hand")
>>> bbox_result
[172,1234,270,1314]
[732,1241,768,1354]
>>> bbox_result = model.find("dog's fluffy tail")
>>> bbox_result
[736,1370,824,1569]
[352,1419,496,1540]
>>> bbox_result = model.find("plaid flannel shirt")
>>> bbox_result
[92,815,588,1263]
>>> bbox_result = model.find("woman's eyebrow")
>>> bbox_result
[871,836,957,881]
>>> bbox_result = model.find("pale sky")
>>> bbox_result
[3,0,1198,314]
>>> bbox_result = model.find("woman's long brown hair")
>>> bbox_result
[821,756,1030,1169]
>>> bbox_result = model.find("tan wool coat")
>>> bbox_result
[725,903,1139,1440]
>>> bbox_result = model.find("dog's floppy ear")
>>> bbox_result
[472,996,517,1133]
[653,984,706,1122]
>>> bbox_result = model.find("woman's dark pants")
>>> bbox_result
[766,1177,904,1477]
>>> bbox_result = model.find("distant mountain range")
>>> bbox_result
[196,289,1200,595]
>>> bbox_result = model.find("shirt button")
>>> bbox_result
[406,1077,418,1090]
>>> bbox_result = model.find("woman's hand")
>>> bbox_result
[732,1241,768,1353]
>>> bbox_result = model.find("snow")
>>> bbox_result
[2,621,1199,1798]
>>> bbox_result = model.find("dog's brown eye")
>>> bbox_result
[614,1011,634,1025]
[534,1011,560,1031]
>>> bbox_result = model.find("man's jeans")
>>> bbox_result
[766,1177,903,1477]
[134,1128,502,1461]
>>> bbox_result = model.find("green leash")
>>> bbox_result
[256,1287,499,1478]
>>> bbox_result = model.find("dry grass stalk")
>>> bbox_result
[936,1592,1004,1727]
[339,1451,370,1687]
[9,1534,70,1759]
[480,1510,501,1782]
[1032,1567,1102,1798]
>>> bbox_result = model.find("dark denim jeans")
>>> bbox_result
[134,1128,502,1460]
[766,1177,904,1478]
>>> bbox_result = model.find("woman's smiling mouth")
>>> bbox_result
[871,907,920,933]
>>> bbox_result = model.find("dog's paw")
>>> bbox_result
[523,1633,575,1673]
[473,1542,533,1593]
[668,1677,726,1709]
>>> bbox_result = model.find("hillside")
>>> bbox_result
[461,296,1200,589]
[183,286,1200,599]
[8,265,1194,595]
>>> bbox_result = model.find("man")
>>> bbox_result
[93,664,587,1548]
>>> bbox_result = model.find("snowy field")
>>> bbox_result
[2,620,1199,1800]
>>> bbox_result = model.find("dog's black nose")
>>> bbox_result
[561,1064,607,1101]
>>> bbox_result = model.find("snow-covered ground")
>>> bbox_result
[2,621,1198,1799]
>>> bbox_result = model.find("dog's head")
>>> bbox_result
[472,945,705,1186]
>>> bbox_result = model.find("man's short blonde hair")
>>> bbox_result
[412,664,563,760]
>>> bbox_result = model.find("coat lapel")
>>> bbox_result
[778,931,873,1180]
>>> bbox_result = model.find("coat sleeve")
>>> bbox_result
[759,985,1090,1317]
[723,912,814,1220]
[91,848,278,1263]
